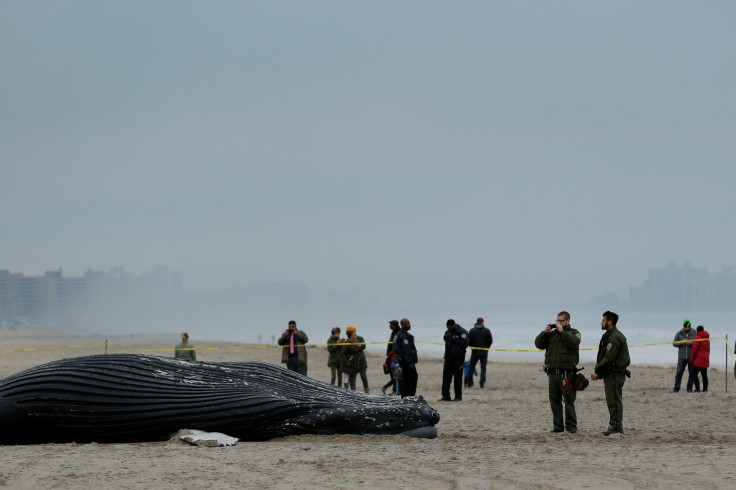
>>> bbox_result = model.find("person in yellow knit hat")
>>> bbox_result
[340,326,369,392]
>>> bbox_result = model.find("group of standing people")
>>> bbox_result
[179,313,721,437]
[672,318,710,393]
[279,320,370,392]
[535,310,631,436]
[325,326,370,392]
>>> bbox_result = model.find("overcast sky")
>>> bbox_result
[2,1,735,309]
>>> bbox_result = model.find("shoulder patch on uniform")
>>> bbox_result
[404,339,409,345]
[607,343,613,350]
[461,334,467,338]
[575,333,581,339]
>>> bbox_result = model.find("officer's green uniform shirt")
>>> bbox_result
[594,327,630,376]
[174,341,196,361]
[534,325,581,369]
[595,326,630,432]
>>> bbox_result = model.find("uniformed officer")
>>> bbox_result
[393,318,419,397]
[534,311,581,433]
[591,310,631,436]
[439,319,468,401]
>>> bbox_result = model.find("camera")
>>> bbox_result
[548,323,558,332]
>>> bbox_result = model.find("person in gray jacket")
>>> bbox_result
[672,318,700,393]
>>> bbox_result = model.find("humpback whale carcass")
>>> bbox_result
[0,354,439,444]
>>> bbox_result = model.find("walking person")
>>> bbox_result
[380,320,400,395]
[439,319,468,402]
[393,318,418,397]
[534,311,581,433]
[591,311,631,436]
[672,318,700,393]
[690,325,710,392]
[466,317,493,388]
[327,327,343,386]
[278,320,309,376]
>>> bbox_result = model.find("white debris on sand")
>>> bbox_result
[178,429,239,447]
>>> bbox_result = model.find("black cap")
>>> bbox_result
[389,320,399,327]
[446,319,456,327]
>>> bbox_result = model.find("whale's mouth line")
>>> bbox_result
[398,425,438,438]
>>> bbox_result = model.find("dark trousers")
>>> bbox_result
[466,352,488,387]
[382,374,396,394]
[344,372,357,390]
[287,356,307,376]
[442,358,464,400]
[399,363,418,397]
[604,372,626,431]
[674,358,699,391]
[358,368,369,393]
[329,366,342,386]
[548,372,577,431]
[693,366,708,391]
[686,361,701,391]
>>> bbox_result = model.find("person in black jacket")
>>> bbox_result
[439,319,468,401]
[466,317,493,388]
[393,318,418,398]
[380,320,400,395]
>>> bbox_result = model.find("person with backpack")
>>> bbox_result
[393,318,419,397]
[380,320,400,395]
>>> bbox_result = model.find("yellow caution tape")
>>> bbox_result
[0,342,106,354]
[0,337,729,356]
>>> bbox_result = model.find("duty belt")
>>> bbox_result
[545,368,575,375]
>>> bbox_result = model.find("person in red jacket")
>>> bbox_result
[690,325,710,392]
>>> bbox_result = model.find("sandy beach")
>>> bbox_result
[1,328,735,489]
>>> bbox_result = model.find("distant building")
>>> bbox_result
[0,267,183,329]
[629,261,736,309]
[0,268,311,331]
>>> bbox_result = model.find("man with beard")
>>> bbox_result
[592,310,631,436]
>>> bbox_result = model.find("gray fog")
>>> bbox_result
[2,2,735,321]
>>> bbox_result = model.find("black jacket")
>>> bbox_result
[386,329,398,357]
[468,323,493,352]
[393,329,418,365]
[444,325,469,360]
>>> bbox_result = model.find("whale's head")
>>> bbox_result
[241,362,440,439]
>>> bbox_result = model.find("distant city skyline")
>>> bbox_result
[3,260,735,332]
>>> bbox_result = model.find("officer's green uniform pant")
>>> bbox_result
[604,372,626,431]
[548,373,577,431]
